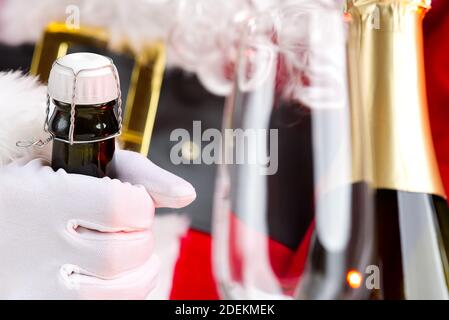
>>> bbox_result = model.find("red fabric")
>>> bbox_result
[425,0,449,196]
[170,3,449,300]
[169,229,219,300]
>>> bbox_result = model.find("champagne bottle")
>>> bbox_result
[47,53,121,178]
[346,0,449,299]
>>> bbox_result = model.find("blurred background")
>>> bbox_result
[1,0,449,299]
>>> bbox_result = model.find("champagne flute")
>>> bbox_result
[212,1,377,300]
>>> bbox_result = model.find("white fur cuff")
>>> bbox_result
[0,71,51,165]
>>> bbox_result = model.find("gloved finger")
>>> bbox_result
[62,255,160,300]
[108,150,196,208]
[63,228,154,279]
[49,168,155,230]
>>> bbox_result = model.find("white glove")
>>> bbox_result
[107,150,196,209]
[0,150,196,299]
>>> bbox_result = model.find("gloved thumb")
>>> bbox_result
[108,150,196,209]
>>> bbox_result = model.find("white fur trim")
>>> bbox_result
[0,0,177,58]
[0,71,51,165]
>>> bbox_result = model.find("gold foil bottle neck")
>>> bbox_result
[345,0,431,10]
[347,0,446,197]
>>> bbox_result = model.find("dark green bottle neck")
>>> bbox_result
[49,99,119,142]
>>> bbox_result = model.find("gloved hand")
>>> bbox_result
[0,150,196,299]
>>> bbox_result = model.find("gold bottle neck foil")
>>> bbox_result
[346,0,446,197]
[345,0,431,11]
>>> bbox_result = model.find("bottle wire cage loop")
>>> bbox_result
[17,59,123,148]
